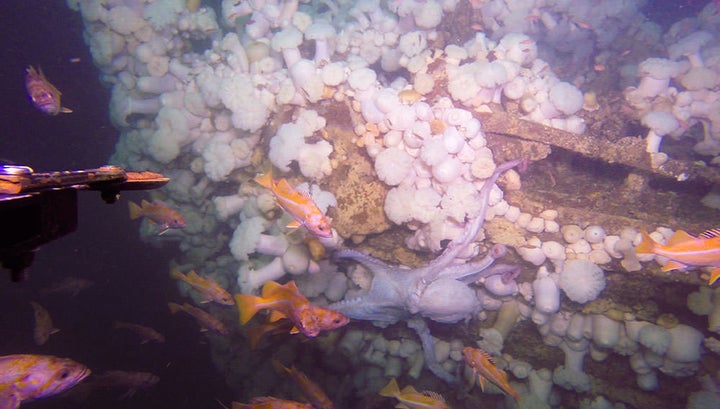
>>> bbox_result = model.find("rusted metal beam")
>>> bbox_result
[478,112,720,184]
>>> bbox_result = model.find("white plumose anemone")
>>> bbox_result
[558,260,606,304]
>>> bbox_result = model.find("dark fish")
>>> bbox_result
[25,66,72,115]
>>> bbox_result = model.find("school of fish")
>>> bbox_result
[8,166,688,408]
[16,60,720,408]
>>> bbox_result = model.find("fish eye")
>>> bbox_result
[58,371,70,379]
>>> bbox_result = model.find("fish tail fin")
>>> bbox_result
[253,170,273,190]
[260,280,286,298]
[167,302,182,314]
[169,269,186,281]
[128,201,143,220]
[235,294,263,325]
[635,229,656,254]
[709,268,720,286]
[379,378,400,398]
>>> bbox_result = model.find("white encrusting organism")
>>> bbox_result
[558,260,606,304]
[65,0,719,404]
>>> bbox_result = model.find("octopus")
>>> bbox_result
[329,159,523,382]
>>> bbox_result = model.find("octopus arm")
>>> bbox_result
[425,160,521,275]
[408,316,456,383]
[429,244,507,282]
[329,296,408,323]
[335,249,393,272]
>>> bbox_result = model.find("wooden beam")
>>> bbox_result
[478,112,720,184]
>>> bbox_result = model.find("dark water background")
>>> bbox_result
[0,1,233,408]
[0,0,713,408]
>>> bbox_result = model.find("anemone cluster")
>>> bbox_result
[65,0,720,407]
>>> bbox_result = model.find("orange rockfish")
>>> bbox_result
[235,281,349,338]
[113,321,165,344]
[636,229,720,285]
[29,301,59,346]
[254,171,333,238]
[462,347,520,401]
[168,302,229,335]
[0,354,90,409]
[232,397,313,409]
[273,361,334,409]
[128,199,186,235]
[379,378,449,409]
[170,269,234,306]
[25,66,72,115]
